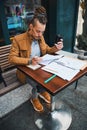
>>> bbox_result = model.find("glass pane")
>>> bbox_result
[4,0,41,37]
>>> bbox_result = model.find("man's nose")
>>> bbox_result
[38,32,42,36]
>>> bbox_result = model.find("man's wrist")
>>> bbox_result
[28,59,32,65]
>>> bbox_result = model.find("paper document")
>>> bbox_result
[27,64,41,70]
[39,54,64,65]
[55,50,78,58]
[42,62,80,81]
[41,52,87,81]
[55,57,87,70]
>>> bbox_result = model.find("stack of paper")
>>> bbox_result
[39,54,64,65]
[55,57,87,70]
[42,62,80,81]
[41,55,87,81]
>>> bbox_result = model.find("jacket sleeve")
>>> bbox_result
[9,38,29,65]
[40,36,59,55]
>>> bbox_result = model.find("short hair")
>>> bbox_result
[30,6,47,26]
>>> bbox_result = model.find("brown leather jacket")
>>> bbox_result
[9,31,58,83]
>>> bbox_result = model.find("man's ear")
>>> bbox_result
[29,24,33,30]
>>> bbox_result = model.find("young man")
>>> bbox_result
[9,6,63,112]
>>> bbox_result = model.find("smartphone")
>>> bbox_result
[55,34,63,44]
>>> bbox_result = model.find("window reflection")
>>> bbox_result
[5,3,34,36]
[4,1,40,37]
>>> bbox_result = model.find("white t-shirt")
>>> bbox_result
[30,40,41,58]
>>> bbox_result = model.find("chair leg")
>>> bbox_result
[3,78,7,87]
[0,67,7,87]
[0,75,7,87]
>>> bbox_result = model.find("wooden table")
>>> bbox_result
[17,64,87,130]
[17,65,87,95]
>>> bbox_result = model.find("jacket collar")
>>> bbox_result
[26,30,42,43]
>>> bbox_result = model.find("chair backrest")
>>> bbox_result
[0,45,15,72]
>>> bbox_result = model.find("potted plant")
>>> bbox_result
[74,0,87,60]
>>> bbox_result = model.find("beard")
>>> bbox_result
[34,36,41,40]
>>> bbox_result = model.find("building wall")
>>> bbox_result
[42,0,80,52]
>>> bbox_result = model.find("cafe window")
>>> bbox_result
[4,0,41,37]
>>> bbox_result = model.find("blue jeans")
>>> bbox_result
[26,76,45,99]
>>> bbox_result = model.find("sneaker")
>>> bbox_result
[39,91,51,104]
[30,98,44,112]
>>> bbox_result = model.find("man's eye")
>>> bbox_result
[36,30,40,33]
[36,30,44,34]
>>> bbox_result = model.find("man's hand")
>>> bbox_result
[32,56,42,65]
[55,40,63,50]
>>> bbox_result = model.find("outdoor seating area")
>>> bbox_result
[0,1,87,130]
[0,75,87,130]
[0,45,87,130]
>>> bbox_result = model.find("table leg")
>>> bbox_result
[35,95,72,130]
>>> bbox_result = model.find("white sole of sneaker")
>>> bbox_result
[39,94,50,104]
[30,99,44,112]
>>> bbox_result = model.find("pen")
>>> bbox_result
[44,74,56,84]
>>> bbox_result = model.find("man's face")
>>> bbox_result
[29,20,46,40]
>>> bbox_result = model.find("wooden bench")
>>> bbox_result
[0,45,22,96]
